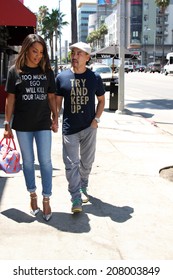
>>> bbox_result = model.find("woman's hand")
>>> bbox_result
[3,125,14,138]
[51,120,58,133]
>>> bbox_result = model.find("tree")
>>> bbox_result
[86,24,108,49]
[99,23,108,36]
[71,0,77,44]
[155,0,170,65]
[37,6,48,33]
[41,13,54,60]
[38,7,68,73]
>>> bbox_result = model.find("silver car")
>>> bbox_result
[90,63,118,90]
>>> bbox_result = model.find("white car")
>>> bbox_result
[90,63,118,90]
[163,53,173,75]
[124,61,134,72]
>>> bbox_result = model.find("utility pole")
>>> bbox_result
[116,0,125,114]
[147,28,156,62]
[71,0,77,44]
[59,0,62,65]
[153,28,156,62]
[55,29,58,75]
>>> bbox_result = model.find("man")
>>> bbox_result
[55,42,105,213]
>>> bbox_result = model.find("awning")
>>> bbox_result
[91,45,138,59]
[0,0,36,27]
[91,45,119,58]
[0,0,36,45]
[0,46,18,55]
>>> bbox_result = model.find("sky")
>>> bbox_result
[24,0,96,46]
[24,0,71,44]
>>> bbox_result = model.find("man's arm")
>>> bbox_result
[91,95,105,127]
[95,95,105,118]
[56,95,63,117]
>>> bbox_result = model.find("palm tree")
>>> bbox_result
[99,24,108,36]
[42,13,54,60]
[71,0,77,43]
[98,23,108,48]
[37,6,48,34]
[87,24,108,49]
[39,8,68,73]
[155,0,170,66]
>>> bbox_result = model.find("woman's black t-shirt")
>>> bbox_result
[5,65,56,131]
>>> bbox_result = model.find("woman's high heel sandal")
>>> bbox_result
[43,197,52,222]
[30,192,40,216]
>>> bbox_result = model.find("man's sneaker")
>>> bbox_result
[80,188,89,203]
[71,198,82,213]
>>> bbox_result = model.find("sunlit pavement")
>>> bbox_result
[1,95,173,260]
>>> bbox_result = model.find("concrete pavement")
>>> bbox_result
[0,92,173,260]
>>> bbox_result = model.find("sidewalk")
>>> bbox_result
[0,93,173,260]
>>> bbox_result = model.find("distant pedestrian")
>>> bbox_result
[55,41,105,213]
[3,34,58,221]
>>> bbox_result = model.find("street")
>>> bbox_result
[124,72,173,134]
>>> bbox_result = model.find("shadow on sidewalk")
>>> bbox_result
[0,177,8,204]
[83,196,134,223]
[1,197,134,234]
[1,208,90,233]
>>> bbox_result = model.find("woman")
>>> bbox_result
[3,34,58,221]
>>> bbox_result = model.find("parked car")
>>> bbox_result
[163,52,173,75]
[90,63,118,90]
[135,65,146,72]
[124,61,134,72]
[124,64,129,73]
[145,62,161,73]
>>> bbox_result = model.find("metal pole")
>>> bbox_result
[59,0,62,65]
[55,31,58,75]
[147,28,156,62]
[116,0,125,114]
[153,29,156,62]
[0,52,4,84]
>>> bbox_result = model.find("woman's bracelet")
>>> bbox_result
[3,121,10,125]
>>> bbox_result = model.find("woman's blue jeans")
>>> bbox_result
[16,130,52,197]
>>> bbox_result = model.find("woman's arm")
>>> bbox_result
[3,93,15,138]
[48,93,58,133]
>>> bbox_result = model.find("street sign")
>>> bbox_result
[132,51,141,55]
[129,49,141,55]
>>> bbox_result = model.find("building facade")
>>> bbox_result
[86,0,173,65]
[88,13,97,35]
[104,12,117,47]
[78,2,97,42]
[141,0,173,64]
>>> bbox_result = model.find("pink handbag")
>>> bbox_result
[0,137,21,173]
